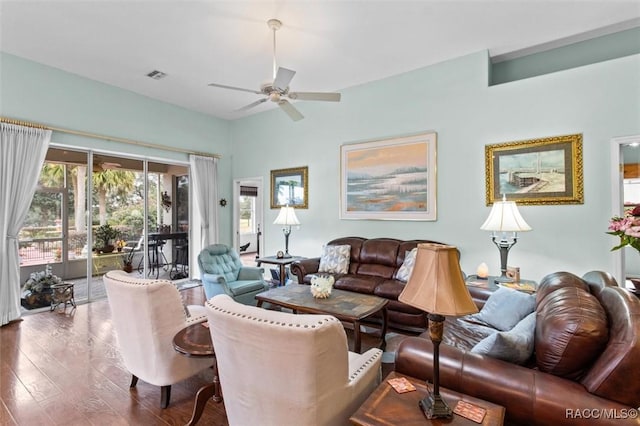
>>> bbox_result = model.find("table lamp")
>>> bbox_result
[399,243,478,419]
[273,205,300,258]
[480,195,531,283]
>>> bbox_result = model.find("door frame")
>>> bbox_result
[233,177,264,257]
[611,134,640,285]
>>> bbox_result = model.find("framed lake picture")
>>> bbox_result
[340,132,437,220]
[485,133,583,205]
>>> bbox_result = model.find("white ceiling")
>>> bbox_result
[1,1,639,121]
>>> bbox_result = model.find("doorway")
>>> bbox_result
[611,134,640,286]
[233,177,264,262]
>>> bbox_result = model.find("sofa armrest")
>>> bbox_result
[395,337,637,426]
[238,266,264,280]
[290,257,321,284]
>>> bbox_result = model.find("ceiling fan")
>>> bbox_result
[208,18,341,121]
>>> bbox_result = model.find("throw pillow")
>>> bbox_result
[318,244,351,274]
[394,248,418,282]
[471,312,536,364]
[469,286,536,331]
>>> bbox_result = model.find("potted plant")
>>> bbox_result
[94,224,120,254]
[21,264,63,309]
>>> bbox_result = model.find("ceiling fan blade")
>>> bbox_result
[273,67,296,90]
[235,98,268,112]
[208,82,262,95]
[288,92,341,102]
[278,100,304,121]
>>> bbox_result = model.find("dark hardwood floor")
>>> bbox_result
[2,286,227,426]
[1,285,402,425]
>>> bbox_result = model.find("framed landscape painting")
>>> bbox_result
[485,133,583,205]
[270,166,308,209]
[340,132,437,220]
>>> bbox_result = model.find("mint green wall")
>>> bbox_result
[231,51,640,281]
[0,52,234,244]
[3,49,640,281]
[492,27,640,85]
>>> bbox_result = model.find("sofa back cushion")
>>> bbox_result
[535,282,609,380]
[357,239,401,278]
[326,237,447,279]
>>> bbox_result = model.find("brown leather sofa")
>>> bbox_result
[290,237,446,332]
[394,271,640,425]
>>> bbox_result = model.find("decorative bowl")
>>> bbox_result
[310,275,334,299]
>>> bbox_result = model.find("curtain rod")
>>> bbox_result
[0,116,222,159]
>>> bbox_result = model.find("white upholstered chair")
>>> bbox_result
[103,270,212,408]
[205,294,383,426]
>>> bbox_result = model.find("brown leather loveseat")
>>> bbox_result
[394,271,640,425]
[290,237,447,332]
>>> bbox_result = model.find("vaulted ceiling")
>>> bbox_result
[1,1,639,120]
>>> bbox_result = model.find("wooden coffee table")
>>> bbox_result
[350,372,505,425]
[173,322,221,426]
[255,284,388,353]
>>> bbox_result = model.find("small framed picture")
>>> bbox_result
[270,166,308,209]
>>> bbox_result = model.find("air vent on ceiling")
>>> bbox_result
[146,70,167,80]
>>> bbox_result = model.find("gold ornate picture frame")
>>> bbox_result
[485,133,583,205]
[270,166,308,209]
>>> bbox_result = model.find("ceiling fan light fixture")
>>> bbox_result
[269,92,281,102]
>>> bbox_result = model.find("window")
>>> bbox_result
[239,185,258,234]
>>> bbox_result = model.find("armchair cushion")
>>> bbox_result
[237,266,264,280]
[227,280,268,296]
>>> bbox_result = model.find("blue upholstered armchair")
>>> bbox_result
[197,244,269,305]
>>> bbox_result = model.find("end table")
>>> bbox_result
[256,255,305,286]
[350,371,505,425]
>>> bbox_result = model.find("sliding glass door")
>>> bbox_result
[19,147,190,312]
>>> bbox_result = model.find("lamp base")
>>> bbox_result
[418,389,452,419]
[282,253,292,259]
[494,274,514,284]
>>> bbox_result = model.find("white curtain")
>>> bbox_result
[1,123,51,326]
[189,154,219,253]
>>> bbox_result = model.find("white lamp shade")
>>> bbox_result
[480,199,531,232]
[273,206,300,226]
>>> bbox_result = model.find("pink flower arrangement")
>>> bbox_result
[608,205,640,251]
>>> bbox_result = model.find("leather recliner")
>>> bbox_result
[394,271,640,425]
